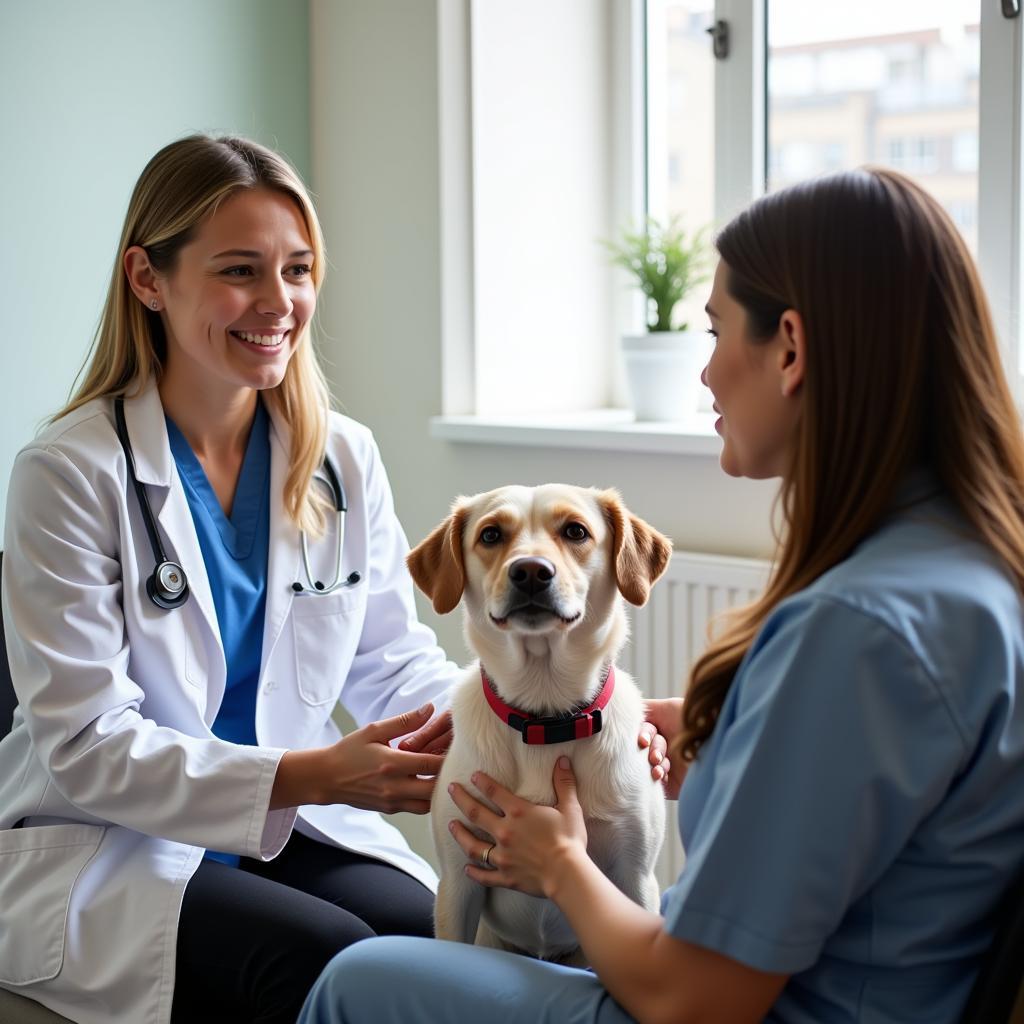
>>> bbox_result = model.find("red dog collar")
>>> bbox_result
[480,665,615,745]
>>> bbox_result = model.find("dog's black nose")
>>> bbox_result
[508,557,556,594]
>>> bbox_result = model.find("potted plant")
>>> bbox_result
[605,217,711,422]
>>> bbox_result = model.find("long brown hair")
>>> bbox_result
[55,134,332,535]
[679,167,1024,760]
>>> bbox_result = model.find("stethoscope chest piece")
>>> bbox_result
[114,397,192,611]
[148,560,190,610]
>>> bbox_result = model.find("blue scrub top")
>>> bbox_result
[167,401,271,866]
[662,482,1024,1023]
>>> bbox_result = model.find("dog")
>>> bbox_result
[407,484,671,963]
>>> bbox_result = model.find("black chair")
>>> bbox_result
[0,552,19,739]
[960,871,1024,1023]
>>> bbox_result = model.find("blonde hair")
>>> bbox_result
[57,134,332,535]
[679,167,1024,761]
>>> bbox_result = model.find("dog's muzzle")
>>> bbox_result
[492,557,581,625]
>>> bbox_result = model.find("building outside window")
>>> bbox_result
[650,0,979,255]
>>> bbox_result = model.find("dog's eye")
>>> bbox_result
[479,526,503,545]
[563,522,589,542]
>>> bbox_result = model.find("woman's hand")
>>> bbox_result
[398,708,453,755]
[639,697,688,799]
[447,756,588,898]
[271,704,446,813]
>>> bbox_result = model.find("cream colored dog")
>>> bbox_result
[407,484,671,963]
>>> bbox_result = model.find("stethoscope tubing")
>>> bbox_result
[114,398,174,570]
[113,396,359,609]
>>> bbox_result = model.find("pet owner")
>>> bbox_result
[297,167,1024,1024]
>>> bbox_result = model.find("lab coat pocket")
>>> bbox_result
[291,589,366,706]
[0,823,104,985]
[182,620,207,689]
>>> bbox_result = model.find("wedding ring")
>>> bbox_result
[481,843,495,868]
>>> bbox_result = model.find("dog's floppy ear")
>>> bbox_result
[599,490,672,606]
[406,502,471,615]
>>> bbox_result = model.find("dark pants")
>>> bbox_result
[171,831,435,1024]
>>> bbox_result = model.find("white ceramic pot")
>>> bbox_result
[621,330,709,422]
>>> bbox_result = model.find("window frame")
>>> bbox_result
[976,0,1022,380]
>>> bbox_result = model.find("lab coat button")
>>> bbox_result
[263,680,277,695]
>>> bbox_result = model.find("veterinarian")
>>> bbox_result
[297,167,1024,1024]
[0,134,472,1024]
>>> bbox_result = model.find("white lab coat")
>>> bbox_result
[0,382,460,1024]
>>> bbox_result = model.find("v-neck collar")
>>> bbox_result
[165,401,270,559]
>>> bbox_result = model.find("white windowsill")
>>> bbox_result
[430,409,722,456]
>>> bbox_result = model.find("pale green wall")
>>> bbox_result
[0,0,310,532]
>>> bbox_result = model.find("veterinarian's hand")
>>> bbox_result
[397,708,453,756]
[448,757,588,898]
[322,705,446,814]
[640,697,688,799]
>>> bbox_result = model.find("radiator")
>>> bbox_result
[618,550,771,889]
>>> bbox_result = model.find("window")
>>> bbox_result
[436,0,1023,431]
[647,0,716,336]
[765,3,977,248]
[883,137,940,175]
[647,0,1019,385]
[948,199,978,234]
[953,130,979,172]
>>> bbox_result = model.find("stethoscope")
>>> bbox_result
[113,397,361,610]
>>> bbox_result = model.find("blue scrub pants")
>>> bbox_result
[297,935,636,1024]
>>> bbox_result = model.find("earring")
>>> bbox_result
[150,300,159,310]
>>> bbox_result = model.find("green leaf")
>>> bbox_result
[602,217,711,331]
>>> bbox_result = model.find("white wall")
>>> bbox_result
[470,0,615,414]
